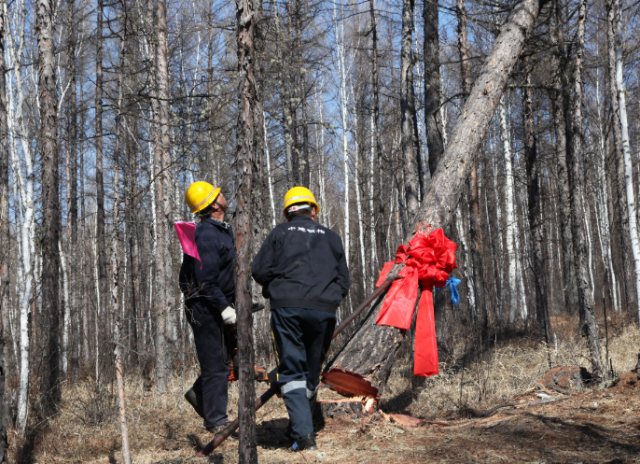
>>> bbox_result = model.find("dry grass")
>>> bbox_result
[9,319,640,463]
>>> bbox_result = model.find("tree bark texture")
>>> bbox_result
[95,0,107,301]
[524,74,549,345]
[323,0,548,397]
[37,0,61,414]
[235,0,258,458]
[0,1,9,458]
[566,0,604,378]
[551,0,579,313]
[424,0,444,176]
[401,0,419,216]
[153,0,173,394]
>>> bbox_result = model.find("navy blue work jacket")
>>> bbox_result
[179,217,235,311]
[251,215,349,313]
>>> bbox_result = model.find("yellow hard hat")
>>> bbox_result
[185,181,221,213]
[283,186,319,216]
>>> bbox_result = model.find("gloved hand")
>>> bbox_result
[221,306,236,325]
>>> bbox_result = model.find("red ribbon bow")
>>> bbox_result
[375,228,457,376]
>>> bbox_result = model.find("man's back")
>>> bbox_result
[251,215,349,313]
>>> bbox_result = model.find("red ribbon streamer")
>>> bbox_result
[375,228,457,377]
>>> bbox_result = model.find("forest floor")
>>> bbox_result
[9,320,640,464]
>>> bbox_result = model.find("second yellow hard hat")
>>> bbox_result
[283,186,319,216]
[185,181,221,213]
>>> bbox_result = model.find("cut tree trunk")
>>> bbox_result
[323,0,549,398]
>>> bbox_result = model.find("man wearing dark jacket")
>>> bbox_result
[251,186,349,451]
[179,181,236,433]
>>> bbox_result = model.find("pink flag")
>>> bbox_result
[174,222,201,262]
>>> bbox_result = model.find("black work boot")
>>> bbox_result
[184,388,204,419]
[290,433,317,451]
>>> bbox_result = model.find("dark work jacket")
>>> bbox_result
[179,218,235,312]
[251,215,349,313]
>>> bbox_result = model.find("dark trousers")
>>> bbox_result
[271,307,336,439]
[185,299,229,428]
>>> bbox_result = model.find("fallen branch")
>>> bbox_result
[479,396,568,418]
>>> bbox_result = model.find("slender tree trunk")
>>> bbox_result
[551,0,579,312]
[566,0,604,378]
[0,3,9,458]
[499,97,519,325]
[424,0,444,175]
[332,0,350,261]
[524,74,549,345]
[37,0,61,414]
[153,0,172,394]
[605,0,634,313]
[612,0,640,323]
[95,0,107,318]
[235,0,258,456]
[401,0,419,216]
[369,0,379,287]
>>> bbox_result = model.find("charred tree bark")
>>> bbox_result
[37,0,61,414]
[401,0,419,216]
[324,0,549,397]
[235,0,258,457]
[566,0,604,378]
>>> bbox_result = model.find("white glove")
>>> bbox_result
[221,306,236,325]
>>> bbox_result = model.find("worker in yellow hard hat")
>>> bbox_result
[179,181,236,434]
[251,186,349,451]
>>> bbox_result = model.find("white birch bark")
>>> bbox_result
[594,67,619,312]
[59,240,71,376]
[6,0,34,431]
[263,112,276,228]
[614,0,640,322]
[333,0,350,262]
[499,97,519,324]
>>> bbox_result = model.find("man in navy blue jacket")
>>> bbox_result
[252,187,349,451]
[179,182,236,433]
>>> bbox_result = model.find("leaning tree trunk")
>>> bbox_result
[235,0,258,458]
[37,0,61,415]
[323,0,549,397]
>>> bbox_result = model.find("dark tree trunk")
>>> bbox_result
[37,0,61,414]
[323,0,549,396]
[235,0,258,457]
[566,0,604,378]
[524,73,549,346]
[401,0,419,216]
[456,0,486,334]
[551,0,579,312]
[424,0,444,176]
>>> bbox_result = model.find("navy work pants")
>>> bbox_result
[185,299,229,428]
[271,307,336,439]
